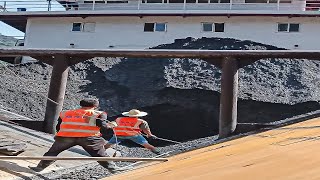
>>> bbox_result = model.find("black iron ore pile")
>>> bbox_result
[2,37,320,179]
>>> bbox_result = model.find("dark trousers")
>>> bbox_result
[37,136,115,169]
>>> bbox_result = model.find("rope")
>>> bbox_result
[68,111,120,157]
[0,61,145,161]
[0,60,117,122]
[0,61,59,105]
[142,134,183,144]
[0,61,217,161]
[111,128,119,157]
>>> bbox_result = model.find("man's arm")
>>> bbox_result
[139,119,153,137]
[56,117,62,132]
[96,112,117,128]
[96,112,109,128]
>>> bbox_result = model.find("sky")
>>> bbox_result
[0,22,25,38]
[0,0,64,38]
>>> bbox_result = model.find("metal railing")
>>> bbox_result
[0,0,319,12]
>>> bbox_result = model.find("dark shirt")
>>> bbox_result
[56,112,108,132]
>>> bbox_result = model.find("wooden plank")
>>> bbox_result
[105,117,320,180]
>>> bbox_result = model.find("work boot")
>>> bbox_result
[107,165,131,173]
[28,166,45,172]
[151,148,161,155]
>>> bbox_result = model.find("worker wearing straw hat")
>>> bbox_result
[105,109,161,155]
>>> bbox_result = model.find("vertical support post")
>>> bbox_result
[43,55,69,134]
[219,56,238,139]
[47,0,51,11]
[277,0,280,11]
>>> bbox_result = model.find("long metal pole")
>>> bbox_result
[219,56,238,139]
[155,137,183,144]
[0,156,168,162]
[43,55,69,134]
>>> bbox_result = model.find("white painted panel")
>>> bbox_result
[24,16,320,50]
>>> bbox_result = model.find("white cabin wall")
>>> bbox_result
[25,16,320,50]
[291,0,306,11]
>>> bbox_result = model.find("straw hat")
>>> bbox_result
[122,109,148,117]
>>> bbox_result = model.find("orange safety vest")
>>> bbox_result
[113,117,142,136]
[56,109,104,137]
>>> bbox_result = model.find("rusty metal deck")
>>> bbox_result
[106,117,320,180]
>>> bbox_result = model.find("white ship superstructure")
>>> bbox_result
[1,0,320,50]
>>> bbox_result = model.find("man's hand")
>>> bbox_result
[107,121,118,128]
[147,134,158,140]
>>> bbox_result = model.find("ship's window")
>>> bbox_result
[202,23,213,32]
[84,1,94,3]
[278,23,299,32]
[72,23,82,32]
[186,0,196,3]
[280,0,291,3]
[209,0,229,2]
[202,23,225,32]
[289,23,300,32]
[155,23,166,31]
[278,23,288,32]
[215,23,225,32]
[169,0,184,3]
[144,0,162,3]
[72,22,96,32]
[245,0,267,3]
[198,0,209,3]
[144,23,167,32]
[95,0,105,3]
[107,0,128,3]
[83,23,96,32]
[144,23,154,32]
[268,0,277,3]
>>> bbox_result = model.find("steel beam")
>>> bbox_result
[43,55,69,134]
[219,57,239,139]
[1,48,320,60]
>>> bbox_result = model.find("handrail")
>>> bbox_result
[0,0,317,12]
[0,3,6,12]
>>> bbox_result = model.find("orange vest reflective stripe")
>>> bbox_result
[56,109,103,137]
[113,117,141,136]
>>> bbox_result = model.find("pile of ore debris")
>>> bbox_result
[1,37,320,179]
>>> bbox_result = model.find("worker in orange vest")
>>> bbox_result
[104,109,161,155]
[29,98,125,173]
